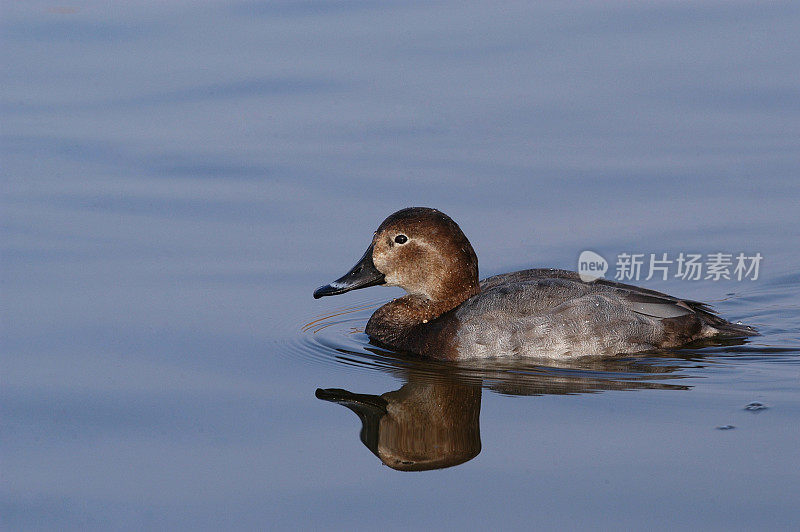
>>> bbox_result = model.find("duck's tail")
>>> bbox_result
[687,300,759,338]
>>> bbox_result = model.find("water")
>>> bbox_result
[2,1,800,529]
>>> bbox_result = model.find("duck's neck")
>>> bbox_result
[366,285,479,344]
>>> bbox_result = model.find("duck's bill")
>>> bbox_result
[315,388,388,414]
[313,244,386,299]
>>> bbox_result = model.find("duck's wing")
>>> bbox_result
[477,269,757,337]
[591,276,755,335]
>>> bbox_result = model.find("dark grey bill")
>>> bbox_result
[313,244,386,298]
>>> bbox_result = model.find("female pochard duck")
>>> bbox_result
[313,207,756,360]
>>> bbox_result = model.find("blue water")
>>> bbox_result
[2,2,800,529]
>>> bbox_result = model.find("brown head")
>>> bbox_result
[313,207,480,307]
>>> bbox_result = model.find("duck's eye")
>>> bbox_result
[394,234,408,245]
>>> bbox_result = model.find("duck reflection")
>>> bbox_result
[317,375,481,471]
[316,353,692,471]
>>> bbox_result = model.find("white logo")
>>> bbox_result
[578,250,608,282]
[577,251,762,282]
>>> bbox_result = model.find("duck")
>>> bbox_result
[313,207,757,360]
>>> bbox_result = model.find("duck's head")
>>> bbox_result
[313,207,479,303]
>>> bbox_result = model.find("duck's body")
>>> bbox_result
[314,208,756,360]
[365,268,754,359]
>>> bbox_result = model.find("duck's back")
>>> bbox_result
[440,268,755,359]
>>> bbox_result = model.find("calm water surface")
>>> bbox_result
[3,1,800,529]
